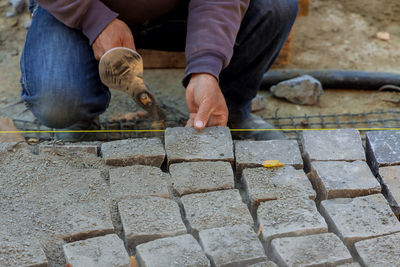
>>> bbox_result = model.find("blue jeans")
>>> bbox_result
[21,0,298,129]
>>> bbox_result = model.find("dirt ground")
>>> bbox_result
[0,0,400,121]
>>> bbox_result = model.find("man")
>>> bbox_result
[21,0,298,141]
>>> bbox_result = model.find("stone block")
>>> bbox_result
[257,198,328,243]
[242,166,316,211]
[118,196,186,247]
[181,189,253,233]
[0,237,48,267]
[301,129,365,162]
[164,127,234,164]
[379,166,400,216]
[63,234,130,267]
[169,161,234,196]
[136,234,210,267]
[355,232,400,266]
[101,138,165,167]
[270,233,353,267]
[336,263,361,267]
[235,140,303,175]
[199,225,267,266]
[320,194,400,248]
[248,261,278,267]
[310,160,381,200]
[110,165,171,201]
[39,143,99,155]
[366,130,400,175]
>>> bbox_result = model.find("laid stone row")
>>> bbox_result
[379,166,400,217]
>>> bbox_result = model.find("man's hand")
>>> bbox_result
[92,18,135,60]
[186,73,229,130]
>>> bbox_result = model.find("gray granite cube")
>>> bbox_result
[118,196,187,247]
[310,160,381,200]
[199,224,267,266]
[235,140,303,175]
[355,232,400,266]
[336,263,361,267]
[320,194,400,248]
[63,234,130,267]
[242,166,316,211]
[110,165,171,200]
[165,127,234,164]
[169,161,234,196]
[257,198,328,243]
[302,129,365,162]
[181,189,253,233]
[379,166,400,216]
[0,238,48,267]
[270,233,353,267]
[248,261,278,267]
[101,138,165,167]
[366,130,400,175]
[136,234,210,267]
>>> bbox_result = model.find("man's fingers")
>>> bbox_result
[194,100,213,130]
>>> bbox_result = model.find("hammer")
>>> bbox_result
[99,47,166,121]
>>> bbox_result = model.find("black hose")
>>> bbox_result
[261,69,400,90]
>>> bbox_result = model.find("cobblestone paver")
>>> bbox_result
[310,160,381,200]
[379,166,400,216]
[169,161,234,195]
[242,166,316,211]
[63,234,130,267]
[165,126,234,164]
[101,138,165,167]
[248,261,279,267]
[320,194,400,247]
[199,224,267,266]
[257,197,328,243]
[136,234,210,267]
[270,233,353,267]
[181,189,253,233]
[118,196,186,247]
[354,232,400,266]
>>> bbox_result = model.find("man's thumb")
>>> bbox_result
[194,101,213,130]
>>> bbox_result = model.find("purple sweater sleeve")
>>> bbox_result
[184,0,250,85]
[35,0,118,44]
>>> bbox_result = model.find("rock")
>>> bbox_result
[136,234,210,267]
[181,189,253,234]
[110,165,171,201]
[310,160,381,200]
[63,234,130,267]
[101,138,165,167]
[270,233,353,267]
[257,198,328,244]
[251,94,266,112]
[8,0,26,14]
[247,261,278,267]
[169,161,234,196]
[270,75,323,105]
[23,19,31,29]
[199,225,267,266]
[355,233,400,266]
[39,143,99,155]
[336,263,361,267]
[320,194,400,249]
[379,166,400,217]
[118,196,186,248]
[164,127,234,165]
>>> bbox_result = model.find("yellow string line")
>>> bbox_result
[0,128,399,134]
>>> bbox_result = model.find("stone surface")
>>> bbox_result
[63,234,130,267]
[301,129,365,162]
[270,233,353,267]
[257,198,328,243]
[181,189,253,233]
[136,234,210,267]
[165,127,234,164]
[320,194,400,247]
[379,166,400,215]
[251,94,266,112]
[110,165,171,200]
[310,160,381,200]
[169,161,234,195]
[248,261,278,267]
[118,196,186,247]
[336,263,361,267]
[39,143,99,155]
[199,224,267,266]
[366,130,400,175]
[235,140,303,175]
[242,166,316,211]
[355,232,400,266]
[270,75,324,105]
[101,138,165,167]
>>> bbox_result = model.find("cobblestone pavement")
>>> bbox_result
[1,127,400,266]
